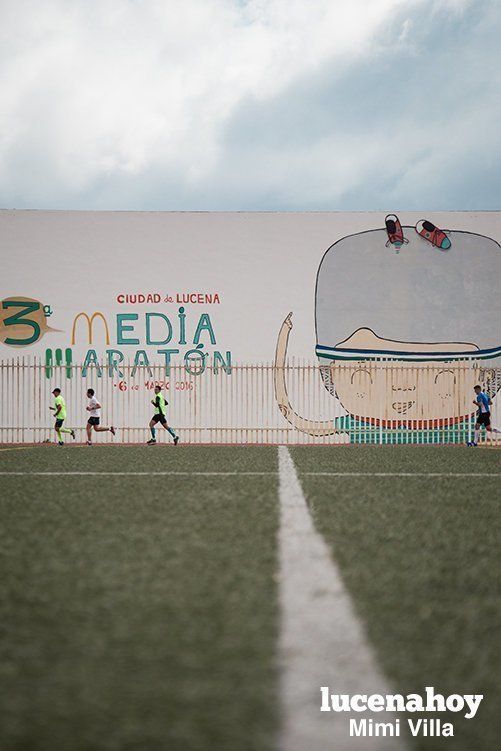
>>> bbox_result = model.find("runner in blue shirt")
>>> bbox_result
[467,385,494,446]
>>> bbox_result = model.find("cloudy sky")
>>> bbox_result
[0,0,499,210]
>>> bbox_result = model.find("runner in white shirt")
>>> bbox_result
[85,388,116,446]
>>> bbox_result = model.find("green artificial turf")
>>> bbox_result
[0,444,278,474]
[291,443,501,474]
[1,444,500,751]
[292,446,501,751]
[0,447,279,751]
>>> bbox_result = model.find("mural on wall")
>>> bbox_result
[0,297,58,346]
[0,300,232,378]
[1,210,500,443]
[275,216,501,441]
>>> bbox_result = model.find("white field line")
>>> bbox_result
[0,471,500,477]
[0,471,275,476]
[277,446,407,751]
[0,447,37,452]
[302,472,501,477]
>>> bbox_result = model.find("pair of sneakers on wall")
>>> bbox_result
[385,214,451,250]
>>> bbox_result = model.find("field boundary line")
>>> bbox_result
[0,447,39,452]
[277,446,406,751]
[0,471,276,476]
[0,470,500,478]
[302,471,501,477]
[0,441,354,447]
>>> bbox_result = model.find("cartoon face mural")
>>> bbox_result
[275,218,501,439]
[330,357,480,426]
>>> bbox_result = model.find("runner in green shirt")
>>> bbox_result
[50,388,75,445]
[147,386,179,445]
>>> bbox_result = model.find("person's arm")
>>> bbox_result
[54,404,61,417]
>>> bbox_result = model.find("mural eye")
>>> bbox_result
[434,370,456,397]
[434,370,456,385]
[350,368,373,386]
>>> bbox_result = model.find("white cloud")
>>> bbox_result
[0,0,417,201]
[0,0,498,208]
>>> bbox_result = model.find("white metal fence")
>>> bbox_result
[0,357,499,445]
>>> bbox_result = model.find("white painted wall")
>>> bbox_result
[1,210,500,442]
[2,209,500,363]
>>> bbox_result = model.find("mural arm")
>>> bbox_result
[274,312,343,437]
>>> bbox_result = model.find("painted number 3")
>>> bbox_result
[2,300,41,345]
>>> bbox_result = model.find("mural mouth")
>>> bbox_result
[391,400,415,414]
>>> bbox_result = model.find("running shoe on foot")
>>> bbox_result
[147,439,157,445]
[174,436,179,445]
[71,429,76,440]
[110,426,116,436]
[466,442,478,447]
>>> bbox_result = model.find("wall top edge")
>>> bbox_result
[1,208,500,216]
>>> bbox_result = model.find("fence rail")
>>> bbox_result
[0,358,499,445]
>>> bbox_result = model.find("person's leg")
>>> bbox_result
[485,413,500,433]
[56,420,74,442]
[484,414,499,443]
[86,422,93,443]
[473,421,481,445]
[148,418,157,443]
[161,419,178,442]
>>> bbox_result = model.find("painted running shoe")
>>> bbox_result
[415,219,451,250]
[385,214,409,251]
